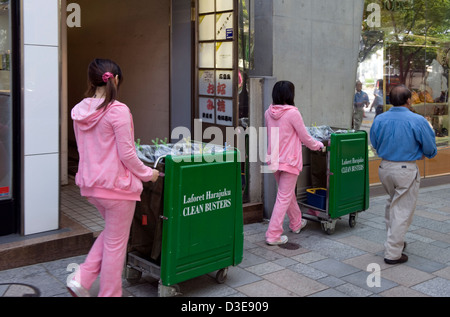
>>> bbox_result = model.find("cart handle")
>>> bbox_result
[153,155,167,168]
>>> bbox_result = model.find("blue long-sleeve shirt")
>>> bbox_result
[370,107,437,161]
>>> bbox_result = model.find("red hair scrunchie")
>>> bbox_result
[102,72,114,83]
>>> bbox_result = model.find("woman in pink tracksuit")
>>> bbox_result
[265,81,324,245]
[68,59,159,297]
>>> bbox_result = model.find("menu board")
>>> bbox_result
[198,43,215,68]
[199,0,214,14]
[199,97,215,124]
[199,14,215,41]
[197,0,236,127]
[199,70,215,96]
[215,98,233,126]
[216,42,233,69]
[216,13,233,40]
[216,71,233,97]
[216,0,234,12]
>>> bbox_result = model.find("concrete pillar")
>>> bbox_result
[23,0,60,235]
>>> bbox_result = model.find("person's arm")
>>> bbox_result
[369,121,379,153]
[363,92,370,106]
[109,105,158,182]
[289,109,324,151]
[415,118,438,159]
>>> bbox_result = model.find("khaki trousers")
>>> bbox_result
[378,160,420,260]
[353,107,364,130]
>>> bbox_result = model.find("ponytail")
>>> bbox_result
[85,59,123,111]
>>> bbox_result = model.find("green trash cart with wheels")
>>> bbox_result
[125,146,244,296]
[298,130,369,235]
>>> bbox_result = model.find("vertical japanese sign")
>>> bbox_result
[197,0,236,127]
[199,97,215,124]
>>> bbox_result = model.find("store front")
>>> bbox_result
[64,0,254,196]
[358,0,450,183]
[0,0,20,236]
[64,0,172,178]
[0,0,255,238]
[1,0,365,238]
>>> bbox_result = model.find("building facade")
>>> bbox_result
[1,0,447,238]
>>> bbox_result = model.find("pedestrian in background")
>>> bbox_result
[370,85,437,264]
[68,59,159,296]
[265,81,324,245]
[370,79,384,117]
[353,80,369,130]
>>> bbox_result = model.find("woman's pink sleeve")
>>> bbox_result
[109,106,154,182]
[290,109,324,151]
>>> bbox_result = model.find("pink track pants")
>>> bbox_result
[79,197,136,297]
[266,171,303,243]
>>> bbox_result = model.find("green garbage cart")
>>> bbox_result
[125,146,244,296]
[298,130,369,235]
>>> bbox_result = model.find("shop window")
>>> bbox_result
[0,0,12,201]
[196,0,253,128]
[197,0,237,127]
[237,0,253,126]
[196,0,254,201]
[358,0,449,177]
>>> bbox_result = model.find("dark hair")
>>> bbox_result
[389,85,411,107]
[85,58,123,110]
[377,79,383,90]
[272,81,295,106]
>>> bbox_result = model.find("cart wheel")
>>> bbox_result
[158,283,181,297]
[321,221,336,235]
[124,266,142,284]
[216,268,228,284]
[349,213,357,228]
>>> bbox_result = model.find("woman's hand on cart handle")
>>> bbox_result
[150,169,160,182]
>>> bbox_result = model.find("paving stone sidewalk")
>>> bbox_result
[1,184,449,297]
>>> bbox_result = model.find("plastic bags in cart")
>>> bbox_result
[135,139,230,164]
[136,144,172,164]
[307,125,334,142]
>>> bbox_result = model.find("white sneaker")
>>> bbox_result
[291,219,308,234]
[266,235,288,246]
[67,278,90,297]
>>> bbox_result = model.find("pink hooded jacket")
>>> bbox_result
[265,105,323,175]
[72,98,154,201]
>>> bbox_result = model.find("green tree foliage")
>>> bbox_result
[360,0,449,84]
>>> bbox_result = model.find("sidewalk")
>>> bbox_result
[1,183,449,298]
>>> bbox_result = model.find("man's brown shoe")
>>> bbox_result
[384,254,408,264]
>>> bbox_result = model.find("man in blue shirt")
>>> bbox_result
[370,85,437,264]
[353,81,369,130]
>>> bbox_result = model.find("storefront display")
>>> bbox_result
[359,0,450,181]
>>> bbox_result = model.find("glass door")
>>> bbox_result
[0,0,12,202]
[0,0,19,236]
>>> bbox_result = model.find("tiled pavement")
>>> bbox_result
[1,183,449,298]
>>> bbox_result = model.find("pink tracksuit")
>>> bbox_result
[265,105,323,243]
[72,98,154,296]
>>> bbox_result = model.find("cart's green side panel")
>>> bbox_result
[328,131,369,218]
[160,150,244,286]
